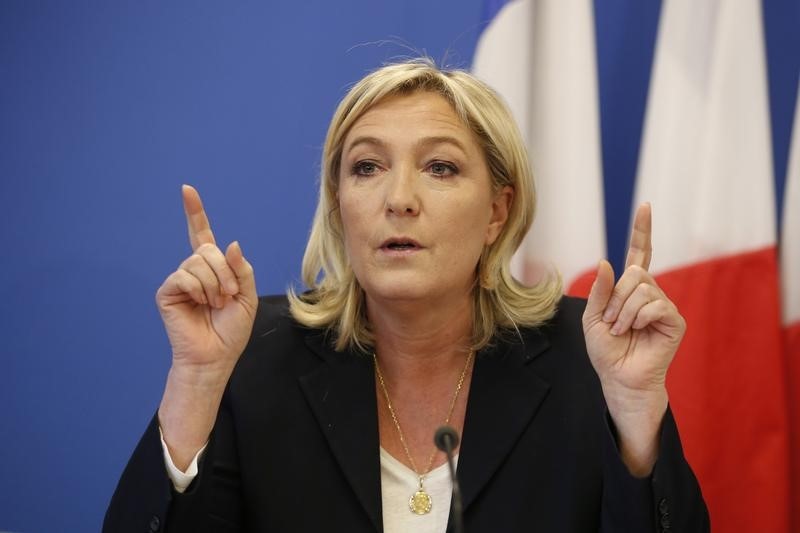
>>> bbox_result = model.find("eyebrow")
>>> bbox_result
[344,135,469,155]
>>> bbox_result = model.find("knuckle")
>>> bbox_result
[163,269,183,287]
[176,272,197,291]
[222,262,238,276]
[182,253,204,268]
[617,304,632,322]
[190,266,214,286]
[201,273,220,287]
[610,285,625,300]
[196,242,219,256]
[627,264,645,277]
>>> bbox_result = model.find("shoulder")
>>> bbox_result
[514,295,587,347]
[546,295,588,346]
[250,294,295,335]
[505,295,595,383]
[248,294,327,343]
[232,294,327,379]
[551,295,587,326]
[552,296,586,322]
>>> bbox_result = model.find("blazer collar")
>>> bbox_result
[299,331,383,531]
[298,327,552,531]
[458,330,551,511]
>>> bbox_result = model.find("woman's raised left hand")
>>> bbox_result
[582,202,685,476]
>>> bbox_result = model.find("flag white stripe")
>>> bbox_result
[473,0,605,287]
[634,0,775,273]
[782,78,800,324]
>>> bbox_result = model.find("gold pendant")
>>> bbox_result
[409,489,433,515]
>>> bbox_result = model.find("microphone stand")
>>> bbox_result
[434,426,464,533]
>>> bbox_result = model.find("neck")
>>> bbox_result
[367,291,475,474]
[366,290,474,380]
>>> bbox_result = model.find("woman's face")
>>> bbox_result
[337,91,512,309]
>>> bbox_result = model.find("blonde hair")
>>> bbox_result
[288,58,562,352]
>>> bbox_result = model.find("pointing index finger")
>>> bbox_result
[182,184,216,251]
[625,202,652,270]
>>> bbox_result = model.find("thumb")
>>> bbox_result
[584,260,615,323]
[225,241,258,309]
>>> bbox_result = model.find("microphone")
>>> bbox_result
[434,426,464,533]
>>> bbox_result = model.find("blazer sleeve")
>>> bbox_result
[600,406,710,532]
[103,389,245,533]
[102,413,176,533]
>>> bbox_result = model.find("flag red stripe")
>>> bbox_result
[655,246,790,531]
[786,322,800,533]
[565,268,596,299]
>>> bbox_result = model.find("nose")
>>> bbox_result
[384,165,420,216]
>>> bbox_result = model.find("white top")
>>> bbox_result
[159,428,205,493]
[160,432,458,533]
[379,447,456,533]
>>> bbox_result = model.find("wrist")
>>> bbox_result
[158,364,232,468]
[602,384,668,478]
[167,359,236,390]
[600,381,668,418]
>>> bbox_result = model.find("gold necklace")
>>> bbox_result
[373,351,473,515]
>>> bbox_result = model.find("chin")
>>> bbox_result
[359,274,438,304]
[366,284,432,303]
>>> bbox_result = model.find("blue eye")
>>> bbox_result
[428,161,458,177]
[352,161,380,176]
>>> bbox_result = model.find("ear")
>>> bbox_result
[485,185,513,246]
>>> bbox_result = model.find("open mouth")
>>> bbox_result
[387,242,417,250]
[381,238,422,251]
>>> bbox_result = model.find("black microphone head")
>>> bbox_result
[434,425,460,452]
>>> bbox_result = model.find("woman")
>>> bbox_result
[104,59,708,532]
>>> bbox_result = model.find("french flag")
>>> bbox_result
[634,2,790,530]
[474,1,794,531]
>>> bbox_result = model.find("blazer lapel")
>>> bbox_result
[295,326,551,528]
[458,331,551,511]
[298,333,383,532]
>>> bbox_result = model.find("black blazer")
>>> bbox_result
[104,296,709,532]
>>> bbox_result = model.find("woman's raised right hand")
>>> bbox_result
[157,185,258,470]
[156,185,258,377]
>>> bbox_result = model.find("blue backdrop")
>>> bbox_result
[1,1,798,531]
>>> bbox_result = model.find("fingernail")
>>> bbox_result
[603,308,614,322]
[226,281,239,294]
[610,323,620,336]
